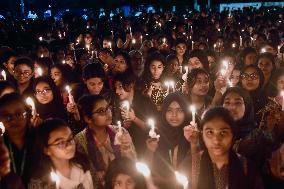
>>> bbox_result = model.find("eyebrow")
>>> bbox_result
[204,128,231,130]
[50,133,72,143]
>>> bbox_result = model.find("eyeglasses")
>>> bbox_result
[241,72,259,80]
[48,137,75,149]
[0,112,27,122]
[35,88,52,95]
[92,105,112,116]
[14,71,33,77]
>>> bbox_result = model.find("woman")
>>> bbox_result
[174,38,188,68]
[185,107,264,189]
[147,92,191,189]
[105,157,147,189]
[257,52,276,88]
[240,47,257,67]
[28,118,94,189]
[75,95,136,189]
[1,50,17,82]
[0,81,16,97]
[268,68,284,107]
[33,76,67,121]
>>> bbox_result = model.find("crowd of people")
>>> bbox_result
[0,5,284,189]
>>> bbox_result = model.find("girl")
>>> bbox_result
[33,76,67,121]
[105,157,147,189]
[147,92,191,189]
[257,52,276,88]
[75,95,136,188]
[185,107,264,189]
[174,38,188,68]
[186,68,211,118]
[29,118,94,189]
[112,51,132,75]
[141,52,167,111]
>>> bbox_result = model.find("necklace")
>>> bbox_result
[8,141,27,176]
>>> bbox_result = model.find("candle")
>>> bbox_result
[117,121,122,135]
[162,37,166,44]
[114,121,123,145]
[36,67,43,77]
[170,81,175,92]
[136,162,150,177]
[65,85,75,104]
[132,38,136,44]
[108,42,112,51]
[192,41,194,50]
[50,170,60,189]
[129,26,132,37]
[278,45,281,54]
[182,66,189,81]
[111,30,114,38]
[40,54,44,58]
[76,38,80,45]
[190,105,196,125]
[122,100,130,118]
[232,43,236,48]
[1,70,6,80]
[281,90,284,111]
[38,36,43,41]
[26,97,36,117]
[213,43,217,51]
[239,36,242,47]
[250,37,254,46]
[148,119,160,139]
[175,171,188,189]
[0,122,5,136]
[228,80,233,87]
[86,44,90,51]
[165,81,170,95]
[261,48,266,53]
[62,60,66,64]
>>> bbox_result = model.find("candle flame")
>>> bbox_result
[36,67,43,76]
[1,70,6,80]
[175,171,188,187]
[65,85,71,93]
[148,118,155,128]
[136,162,151,177]
[260,48,266,53]
[122,100,130,111]
[50,171,60,185]
[26,97,35,107]
[132,39,136,44]
[39,37,43,41]
[0,122,5,136]
[189,105,196,113]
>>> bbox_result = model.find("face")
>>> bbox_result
[86,100,112,128]
[188,57,203,71]
[149,60,164,80]
[103,40,111,49]
[191,73,210,96]
[45,127,75,161]
[208,56,215,69]
[230,70,240,87]
[114,81,132,100]
[0,87,16,97]
[244,52,257,66]
[176,43,187,56]
[35,82,53,104]
[84,34,93,44]
[4,56,16,75]
[169,59,179,74]
[85,78,104,95]
[241,67,260,91]
[131,55,144,73]
[114,55,128,74]
[258,57,273,77]
[14,64,33,84]
[113,174,136,189]
[50,67,63,86]
[37,46,50,58]
[223,92,245,121]
[276,75,284,94]
[202,118,233,157]
[165,101,185,127]
[0,102,27,137]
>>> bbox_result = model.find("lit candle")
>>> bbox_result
[192,41,194,50]
[50,170,60,189]
[117,121,122,135]
[213,43,217,51]
[65,85,75,104]
[108,42,112,51]
[281,90,284,111]
[129,26,132,37]
[190,105,196,125]
[239,36,242,47]
[86,44,90,51]
[36,67,43,77]
[0,122,5,136]
[62,60,66,64]
[170,81,175,92]
[182,66,189,81]
[165,81,170,95]
[228,80,233,87]
[132,38,136,44]
[250,37,254,46]
[38,36,43,41]
[122,100,130,118]
[278,45,281,54]
[26,97,36,117]
[261,48,266,53]
[111,30,114,38]
[136,162,150,177]
[162,37,166,44]
[148,119,160,139]
[40,54,44,58]
[1,70,6,80]
[232,43,236,48]
[175,171,188,189]
[114,121,123,145]
[76,38,80,45]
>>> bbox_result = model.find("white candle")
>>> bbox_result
[162,37,166,44]
[192,41,194,50]
[261,48,266,53]
[132,38,136,44]
[117,121,122,135]
[136,162,150,177]
[26,97,36,117]
[122,100,130,118]
[1,70,6,80]
[65,85,75,104]
[190,105,196,125]
[108,42,112,51]
[40,54,44,58]
[232,43,236,48]
[86,44,90,51]
[170,81,175,92]
[278,45,281,54]
[36,67,43,77]
[38,36,43,41]
[165,81,170,95]
[182,66,189,81]
[0,122,5,136]
[148,119,160,139]
[129,26,132,37]
[50,170,60,189]
[228,80,233,87]
[62,60,66,64]
[239,36,242,47]
[175,171,188,189]
[281,91,284,111]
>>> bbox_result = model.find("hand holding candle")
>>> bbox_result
[122,100,130,119]
[26,97,36,117]
[148,119,160,139]
[281,90,284,111]
[65,85,75,104]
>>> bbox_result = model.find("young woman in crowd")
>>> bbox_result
[75,94,136,188]
[257,52,276,89]
[29,118,94,189]
[174,38,188,68]
[0,81,16,97]
[1,50,17,82]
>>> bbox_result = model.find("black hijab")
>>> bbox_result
[158,92,191,163]
[33,76,67,120]
[221,87,255,139]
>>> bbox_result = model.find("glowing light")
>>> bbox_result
[136,162,151,177]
